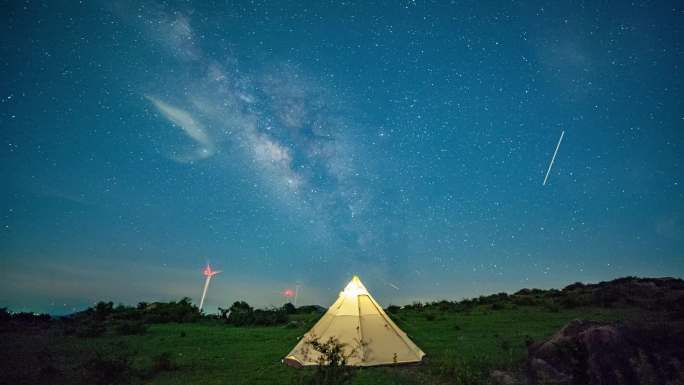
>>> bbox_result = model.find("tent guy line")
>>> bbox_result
[543,130,565,186]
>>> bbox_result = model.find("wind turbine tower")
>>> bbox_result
[294,283,301,307]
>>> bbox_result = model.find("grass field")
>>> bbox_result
[2,305,634,385]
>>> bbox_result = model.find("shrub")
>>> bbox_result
[433,356,491,385]
[253,308,288,326]
[223,301,254,326]
[405,301,424,311]
[113,320,148,335]
[221,302,288,326]
[425,313,437,321]
[37,363,62,383]
[305,336,356,385]
[93,301,115,321]
[143,298,201,323]
[282,302,296,314]
[297,305,324,314]
[544,301,560,313]
[150,352,178,373]
[76,322,106,338]
[0,308,11,323]
[386,305,400,314]
[81,352,134,385]
[524,335,534,347]
[511,295,539,306]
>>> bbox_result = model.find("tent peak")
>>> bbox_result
[344,275,368,297]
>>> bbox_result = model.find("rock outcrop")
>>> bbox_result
[525,318,684,385]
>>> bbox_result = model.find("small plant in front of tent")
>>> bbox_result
[305,336,357,385]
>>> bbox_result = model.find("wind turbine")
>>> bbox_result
[199,263,221,313]
[294,282,302,307]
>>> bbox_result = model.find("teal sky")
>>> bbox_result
[1,1,682,314]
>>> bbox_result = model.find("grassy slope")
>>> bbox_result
[4,305,633,385]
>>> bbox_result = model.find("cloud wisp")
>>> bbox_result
[145,95,215,163]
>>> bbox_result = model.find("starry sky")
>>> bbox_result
[1,1,683,315]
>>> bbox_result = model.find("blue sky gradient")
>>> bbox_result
[1,1,682,314]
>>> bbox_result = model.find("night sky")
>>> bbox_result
[1,1,682,315]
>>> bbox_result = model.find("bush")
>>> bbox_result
[282,302,296,314]
[142,298,201,323]
[425,313,437,321]
[511,295,539,306]
[544,301,560,313]
[113,320,148,335]
[433,356,492,385]
[81,352,134,385]
[253,308,288,325]
[221,301,288,326]
[386,305,400,314]
[93,302,115,322]
[76,322,106,338]
[223,301,254,326]
[524,335,535,347]
[150,352,178,373]
[296,305,323,314]
[305,336,356,385]
[0,308,11,323]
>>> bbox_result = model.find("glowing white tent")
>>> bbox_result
[283,276,425,367]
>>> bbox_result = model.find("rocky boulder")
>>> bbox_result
[525,319,684,385]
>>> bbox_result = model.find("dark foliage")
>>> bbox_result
[220,301,288,326]
[58,298,200,338]
[385,305,400,313]
[113,320,148,335]
[282,302,296,314]
[296,305,325,314]
[305,336,356,385]
[80,352,134,385]
[150,352,178,373]
[139,298,201,323]
[75,321,107,338]
[0,307,10,323]
[0,309,52,332]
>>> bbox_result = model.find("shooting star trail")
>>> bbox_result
[543,130,565,186]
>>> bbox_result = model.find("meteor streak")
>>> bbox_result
[543,130,565,186]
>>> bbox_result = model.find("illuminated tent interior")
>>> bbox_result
[283,276,426,367]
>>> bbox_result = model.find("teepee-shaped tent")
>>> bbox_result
[283,276,425,367]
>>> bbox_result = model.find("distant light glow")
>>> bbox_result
[282,288,295,298]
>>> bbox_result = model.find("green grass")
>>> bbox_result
[2,306,635,385]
